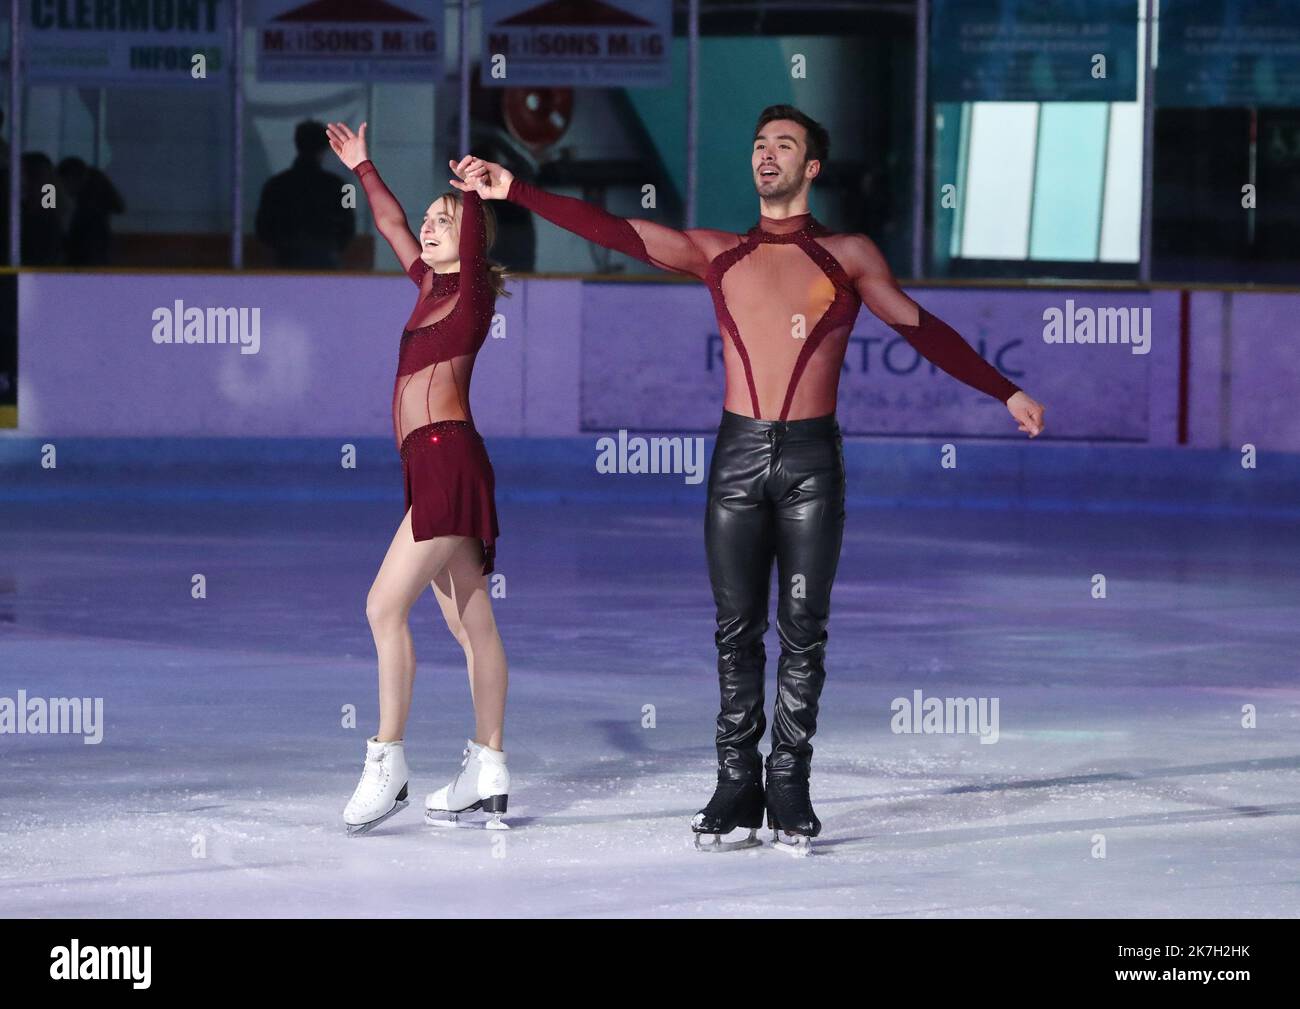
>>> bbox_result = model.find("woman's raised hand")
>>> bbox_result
[449,156,513,200]
[326,121,369,170]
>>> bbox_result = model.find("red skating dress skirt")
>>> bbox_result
[399,417,498,574]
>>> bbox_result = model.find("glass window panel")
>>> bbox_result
[1029,102,1109,261]
[1099,101,1142,262]
[959,101,1038,260]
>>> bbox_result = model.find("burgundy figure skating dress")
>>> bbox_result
[353,160,500,573]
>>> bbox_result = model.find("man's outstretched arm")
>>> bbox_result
[450,156,716,280]
[847,234,1045,435]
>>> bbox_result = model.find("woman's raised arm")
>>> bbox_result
[327,122,421,276]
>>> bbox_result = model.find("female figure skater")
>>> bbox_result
[327,122,512,835]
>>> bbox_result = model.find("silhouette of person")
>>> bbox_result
[57,157,126,266]
[20,152,63,265]
[256,119,356,269]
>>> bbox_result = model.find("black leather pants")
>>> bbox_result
[704,409,845,781]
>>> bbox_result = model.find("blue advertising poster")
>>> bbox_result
[1157,0,1300,108]
[931,0,1139,103]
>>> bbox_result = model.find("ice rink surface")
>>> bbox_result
[2,492,1298,918]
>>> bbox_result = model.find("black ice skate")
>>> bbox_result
[765,773,820,857]
[691,776,765,852]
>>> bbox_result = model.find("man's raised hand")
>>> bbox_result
[449,156,513,200]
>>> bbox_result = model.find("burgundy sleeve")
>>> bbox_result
[352,159,422,276]
[458,188,487,282]
[505,177,709,278]
[851,234,1020,404]
[890,307,1021,404]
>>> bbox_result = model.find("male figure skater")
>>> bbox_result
[451,104,1045,854]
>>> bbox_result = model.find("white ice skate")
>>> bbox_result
[343,736,410,836]
[424,739,511,830]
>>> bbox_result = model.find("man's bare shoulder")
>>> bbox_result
[684,227,745,258]
[817,231,889,276]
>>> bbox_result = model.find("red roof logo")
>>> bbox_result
[498,1,654,28]
[272,0,425,23]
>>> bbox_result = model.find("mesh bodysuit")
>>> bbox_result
[353,160,500,571]
[354,160,496,448]
[504,179,1020,417]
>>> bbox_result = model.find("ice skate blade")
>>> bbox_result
[693,827,761,853]
[771,830,813,857]
[425,793,508,830]
[424,809,511,831]
[345,798,408,837]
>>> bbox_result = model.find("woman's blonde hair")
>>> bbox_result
[434,190,513,299]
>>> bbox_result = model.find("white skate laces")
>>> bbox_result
[343,736,410,837]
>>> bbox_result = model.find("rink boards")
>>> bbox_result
[13,273,1299,451]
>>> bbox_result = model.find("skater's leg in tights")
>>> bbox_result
[366,508,467,742]
[431,536,507,751]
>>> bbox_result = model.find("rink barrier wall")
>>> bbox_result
[0,436,1295,519]
[13,274,1300,451]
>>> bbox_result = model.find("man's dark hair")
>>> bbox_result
[294,119,329,157]
[753,105,829,166]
